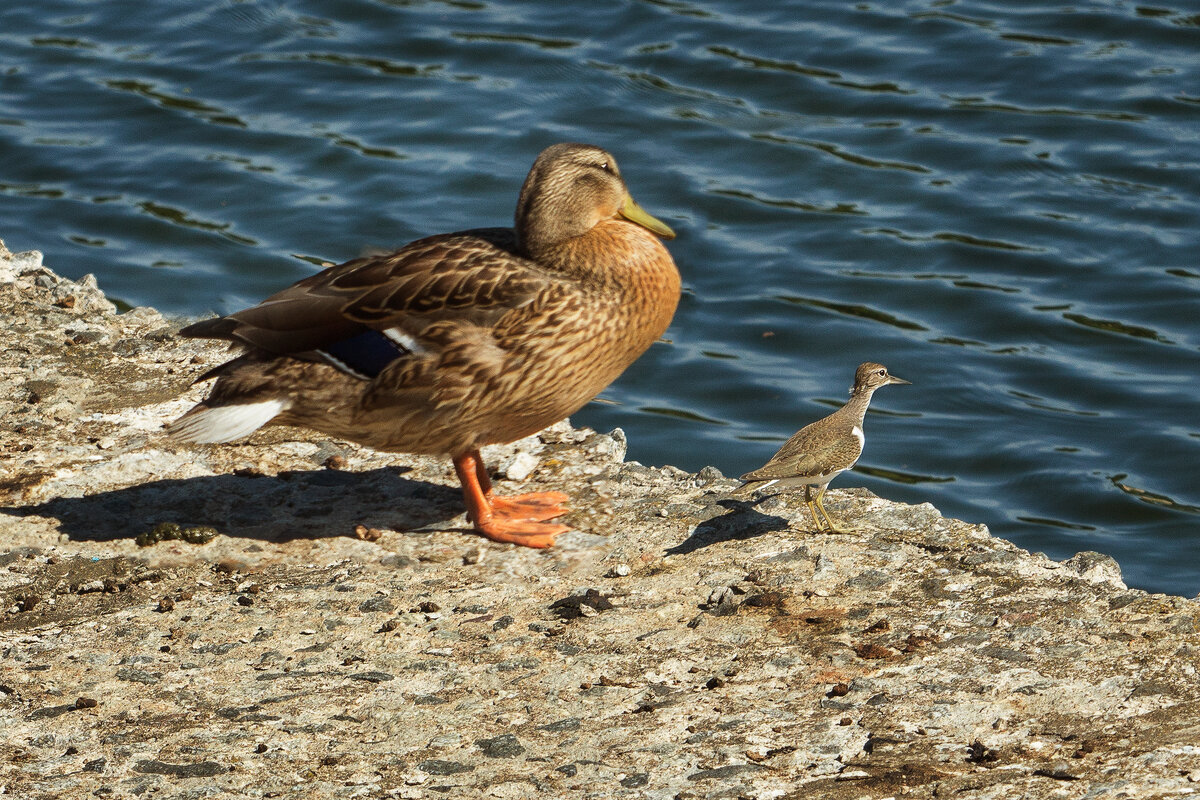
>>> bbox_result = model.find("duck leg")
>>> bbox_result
[469,450,569,522]
[453,451,570,548]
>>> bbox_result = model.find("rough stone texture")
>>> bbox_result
[3,239,1200,799]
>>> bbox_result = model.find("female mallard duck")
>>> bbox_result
[169,142,680,549]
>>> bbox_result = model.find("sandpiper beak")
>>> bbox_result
[888,375,911,386]
[619,195,676,240]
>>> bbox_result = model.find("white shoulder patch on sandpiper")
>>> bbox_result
[383,326,426,355]
[167,399,290,443]
[852,425,865,448]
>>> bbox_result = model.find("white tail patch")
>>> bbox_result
[736,478,779,497]
[167,399,290,443]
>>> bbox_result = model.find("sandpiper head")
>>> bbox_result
[851,362,910,395]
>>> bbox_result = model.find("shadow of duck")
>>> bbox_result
[5,467,463,544]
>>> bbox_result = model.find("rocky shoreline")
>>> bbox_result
[3,239,1200,799]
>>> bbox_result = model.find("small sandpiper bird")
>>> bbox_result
[737,362,909,532]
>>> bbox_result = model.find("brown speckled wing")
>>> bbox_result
[741,415,861,482]
[180,228,549,357]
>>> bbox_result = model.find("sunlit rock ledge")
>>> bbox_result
[3,238,1200,799]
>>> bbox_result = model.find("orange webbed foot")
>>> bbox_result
[473,518,571,549]
[489,491,570,522]
[455,451,572,548]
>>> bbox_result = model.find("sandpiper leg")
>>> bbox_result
[812,486,842,533]
[804,486,825,532]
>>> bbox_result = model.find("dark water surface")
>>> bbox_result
[2,0,1198,593]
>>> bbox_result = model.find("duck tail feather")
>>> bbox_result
[166,399,290,443]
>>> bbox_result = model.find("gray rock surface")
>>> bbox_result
[3,238,1200,798]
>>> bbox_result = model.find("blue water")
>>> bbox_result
[2,0,1198,594]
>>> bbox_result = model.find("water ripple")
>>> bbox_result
[775,295,928,332]
[31,36,99,49]
[860,228,1040,252]
[588,60,748,107]
[246,51,447,78]
[1110,475,1200,515]
[997,32,1079,47]
[752,133,931,173]
[857,466,955,486]
[640,406,730,427]
[706,45,840,79]
[710,188,866,216]
[1017,516,1097,531]
[451,32,580,50]
[136,201,256,246]
[948,98,1148,123]
[101,79,247,128]
[908,11,995,29]
[1059,312,1173,345]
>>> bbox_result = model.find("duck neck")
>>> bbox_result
[514,174,596,263]
[517,221,568,264]
[530,221,676,289]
